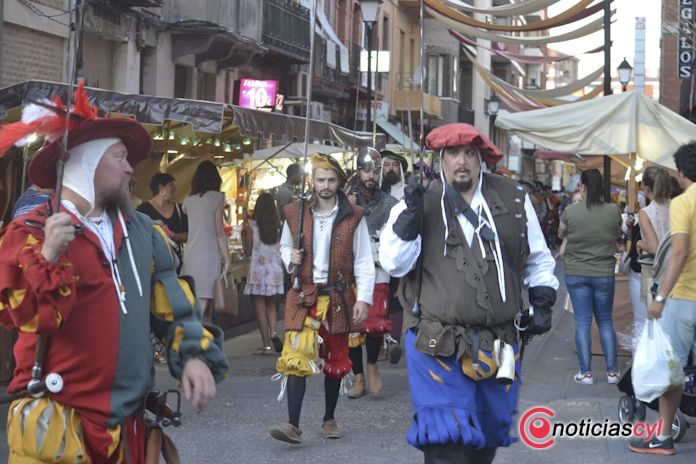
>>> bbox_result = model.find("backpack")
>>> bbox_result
[652,234,673,292]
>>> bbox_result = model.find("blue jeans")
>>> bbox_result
[565,275,618,373]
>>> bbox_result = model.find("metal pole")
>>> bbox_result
[301,0,317,171]
[366,22,373,134]
[603,0,612,202]
[372,41,379,146]
[418,0,425,176]
[0,0,4,82]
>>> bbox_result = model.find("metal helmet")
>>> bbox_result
[356,146,381,172]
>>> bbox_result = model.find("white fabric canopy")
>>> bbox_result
[495,91,696,169]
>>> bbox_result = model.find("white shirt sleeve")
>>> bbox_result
[280,220,295,274]
[353,217,375,305]
[522,194,559,289]
[378,200,422,278]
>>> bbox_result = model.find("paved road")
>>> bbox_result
[2,269,696,462]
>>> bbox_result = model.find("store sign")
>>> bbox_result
[357,100,389,122]
[239,79,278,110]
[679,0,694,78]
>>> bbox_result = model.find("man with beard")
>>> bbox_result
[379,150,409,362]
[0,85,228,462]
[275,163,303,223]
[380,150,408,201]
[345,147,398,398]
[270,153,374,444]
[379,123,558,464]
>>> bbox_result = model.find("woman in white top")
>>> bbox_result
[181,161,231,323]
[634,166,672,344]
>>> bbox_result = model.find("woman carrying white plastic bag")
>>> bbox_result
[632,320,684,403]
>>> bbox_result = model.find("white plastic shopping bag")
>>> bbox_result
[632,320,685,403]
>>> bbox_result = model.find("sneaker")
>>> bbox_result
[629,436,675,455]
[607,371,620,384]
[269,422,303,444]
[574,371,593,385]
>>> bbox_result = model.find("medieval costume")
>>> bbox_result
[0,85,228,463]
[379,150,408,201]
[346,148,398,397]
[270,153,374,444]
[379,149,409,362]
[379,123,558,463]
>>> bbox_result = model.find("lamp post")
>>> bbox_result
[487,92,500,143]
[360,0,381,132]
[617,58,633,92]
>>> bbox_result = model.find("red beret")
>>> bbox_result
[426,123,502,168]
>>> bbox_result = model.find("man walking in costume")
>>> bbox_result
[379,149,409,363]
[380,149,408,201]
[269,153,374,443]
[0,84,229,463]
[380,123,558,463]
[345,147,398,398]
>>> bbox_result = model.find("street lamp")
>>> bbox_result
[617,58,633,92]
[487,92,500,140]
[487,92,500,117]
[360,0,382,131]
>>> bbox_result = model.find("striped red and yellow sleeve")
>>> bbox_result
[149,224,229,382]
[0,223,78,334]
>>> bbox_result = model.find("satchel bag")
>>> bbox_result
[617,251,631,275]
[213,272,238,316]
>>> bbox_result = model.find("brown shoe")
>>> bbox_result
[347,373,365,398]
[269,423,303,444]
[366,363,383,396]
[321,419,342,439]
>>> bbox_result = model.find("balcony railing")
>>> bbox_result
[262,0,311,62]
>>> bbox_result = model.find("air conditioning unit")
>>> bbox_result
[288,71,309,98]
[310,102,325,120]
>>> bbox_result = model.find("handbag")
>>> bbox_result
[617,251,631,275]
[213,272,238,316]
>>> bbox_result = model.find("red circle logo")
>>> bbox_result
[519,407,555,449]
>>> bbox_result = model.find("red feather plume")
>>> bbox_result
[0,80,101,157]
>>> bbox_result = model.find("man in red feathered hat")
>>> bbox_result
[0,84,228,463]
[379,123,559,463]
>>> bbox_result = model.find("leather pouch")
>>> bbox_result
[288,284,318,308]
[415,320,455,358]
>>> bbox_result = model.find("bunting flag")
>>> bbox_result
[426,0,597,33]
[460,46,603,109]
[449,30,606,65]
[428,6,613,45]
[451,30,608,64]
[443,0,564,17]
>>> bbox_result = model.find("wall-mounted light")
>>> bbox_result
[168,131,175,141]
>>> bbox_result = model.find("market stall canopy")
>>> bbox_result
[229,105,384,150]
[495,91,696,170]
[253,142,345,161]
[0,80,253,163]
